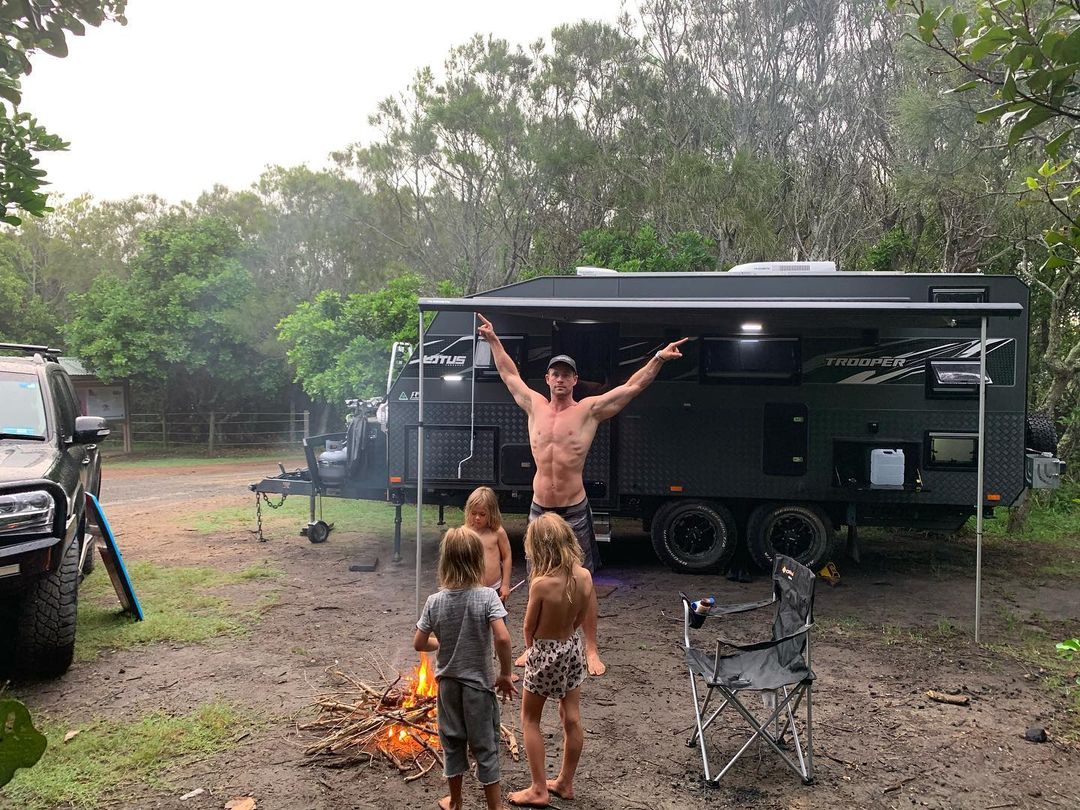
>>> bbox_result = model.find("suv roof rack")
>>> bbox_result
[0,342,63,361]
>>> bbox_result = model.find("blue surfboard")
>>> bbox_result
[85,493,144,621]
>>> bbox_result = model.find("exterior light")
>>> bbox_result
[741,322,763,333]
[442,374,463,382]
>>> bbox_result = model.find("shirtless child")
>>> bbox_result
[508,512,593,808]
[465,486,512,602]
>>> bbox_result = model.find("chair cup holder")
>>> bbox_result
[689,612,707,630]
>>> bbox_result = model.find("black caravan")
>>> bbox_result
[252,264,1063,575]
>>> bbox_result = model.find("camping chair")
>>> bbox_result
[680,554,816,786]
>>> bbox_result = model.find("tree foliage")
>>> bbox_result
[897,0,1080,459]
[64,216,277,409]
[0,1,126,223]
[276,273,431,404]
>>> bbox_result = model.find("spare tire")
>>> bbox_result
[1025,412,1058,454]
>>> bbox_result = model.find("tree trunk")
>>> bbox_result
[1007,489,1032,533]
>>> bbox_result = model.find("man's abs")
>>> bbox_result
[531,468,586,508]
[528,405,596,506]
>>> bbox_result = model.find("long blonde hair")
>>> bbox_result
[465,486,502,531]
[525,513,582,603]
[438,526,485,590]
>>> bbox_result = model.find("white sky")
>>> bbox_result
[21,0,622,204]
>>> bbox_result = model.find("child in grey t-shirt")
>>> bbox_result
[415,526,515,810]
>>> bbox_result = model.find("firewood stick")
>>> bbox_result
[404,753,438,782]
[408,731,445,766]
[500,724,519,761]
[926,690,970,706]
[381,746,406,771]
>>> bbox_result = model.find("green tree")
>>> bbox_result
[0,1,127,223]
[64,216,273,410]
[0,234,50,343]
[277,273,430,405]
[897,0,1080,462]
[579,225,716,272]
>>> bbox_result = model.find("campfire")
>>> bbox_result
[302,653,518,781]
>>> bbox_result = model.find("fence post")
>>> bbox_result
[303,410,310,440]
[208,411,216,454]
[161,409,168,449]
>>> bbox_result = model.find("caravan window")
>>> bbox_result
[930,287,987,304]
[475,335,525,381]
[700,337,801,383]
[926,432,978,469]
[926,359,990,398]
[552,323,617,386]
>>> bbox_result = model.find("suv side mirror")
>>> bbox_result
[74,416,110,444]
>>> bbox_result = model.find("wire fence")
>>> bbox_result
[129,411,310,450]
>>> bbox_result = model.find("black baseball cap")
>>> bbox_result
[547,354,577,373]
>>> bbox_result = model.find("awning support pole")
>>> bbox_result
[975,315,987,643]
[416,309,426,620]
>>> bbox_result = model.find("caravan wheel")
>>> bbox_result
[651,501,736,573]
[746,503,833,572]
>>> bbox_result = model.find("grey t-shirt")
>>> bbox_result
[417,586,508,692]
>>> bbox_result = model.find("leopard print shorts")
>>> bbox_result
[523,634,587,699]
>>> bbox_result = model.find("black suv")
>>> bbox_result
[0,344,109,677]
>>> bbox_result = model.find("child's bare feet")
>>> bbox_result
[514,650,528,667]
[508,786,549,807]
[546,778,574,799]
[437,797,460,810]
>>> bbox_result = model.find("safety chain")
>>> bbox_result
[252,490,288,542]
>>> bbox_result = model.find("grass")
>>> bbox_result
[982,605,1080,741]
[104,452,305,469]
[1,702,250,809]
[981,481,1080,546]
[189,496,445,538]
[76,560,283,660]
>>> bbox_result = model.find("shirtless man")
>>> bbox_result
[477,313,687,675]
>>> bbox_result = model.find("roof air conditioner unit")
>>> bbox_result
[575,266,619,276]
[728,261,836,274]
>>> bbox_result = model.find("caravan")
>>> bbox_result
[251,263,1064,573]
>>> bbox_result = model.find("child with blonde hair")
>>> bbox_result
[508,513,593,807]
[464,486,512,602]
[415,526,516,810]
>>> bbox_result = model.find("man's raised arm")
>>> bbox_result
[588,338,689,422]
[477,314,539,413]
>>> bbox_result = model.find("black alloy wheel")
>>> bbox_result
[746,503,833,572]
[651,500,737,573]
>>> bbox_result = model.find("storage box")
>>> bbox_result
[870,448,905,486]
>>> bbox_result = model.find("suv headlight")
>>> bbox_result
[0,490,56,536]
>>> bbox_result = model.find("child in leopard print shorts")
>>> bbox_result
[508,513,594,808]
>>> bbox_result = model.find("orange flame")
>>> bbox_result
[384,653,440,753]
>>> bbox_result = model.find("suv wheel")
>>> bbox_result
[13,536,80,678]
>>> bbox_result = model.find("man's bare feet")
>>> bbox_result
[508,786,549,807]
[514,650,528,667]
[586,649,606,676]
[546,778,574,800]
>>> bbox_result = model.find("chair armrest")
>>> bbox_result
[715,621,814,653]
[712,596,776,616]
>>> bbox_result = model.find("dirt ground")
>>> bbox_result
[7,460,1080,809]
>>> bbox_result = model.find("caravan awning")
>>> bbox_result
[418,296,1022,328]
